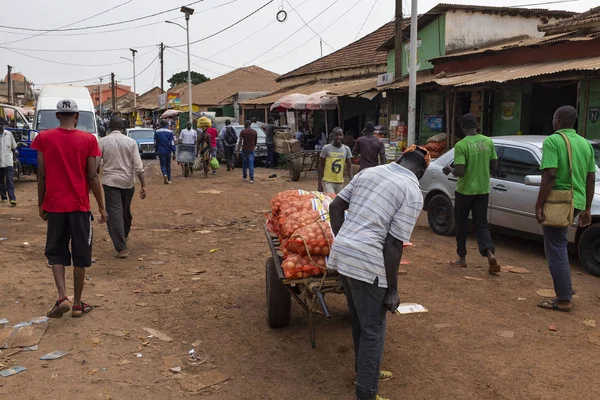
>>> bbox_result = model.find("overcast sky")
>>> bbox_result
[0,0,595,94]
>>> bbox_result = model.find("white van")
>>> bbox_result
[34,84,98,135]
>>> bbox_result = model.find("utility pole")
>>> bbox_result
[111,72,116,112]
[319,38,323,58]
[99,77,103,115]
[159,42,165,91]
[130,48,138,109]
[7,65,13,105]
[394,0,403,80]
[407,0,418,146]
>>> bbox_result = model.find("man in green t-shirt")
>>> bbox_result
[536,105,595,312]
[443,114,499,274]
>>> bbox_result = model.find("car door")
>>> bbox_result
[490,145,542,235]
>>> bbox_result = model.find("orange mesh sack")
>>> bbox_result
[277,198,330,229]
[286,220,334,257]
[279,210,328,239]
[281,253,327,279]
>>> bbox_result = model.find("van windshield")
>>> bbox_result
[36,110,96,133]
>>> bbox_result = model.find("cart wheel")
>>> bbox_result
[266,256,291,328]
[289,158,302,182]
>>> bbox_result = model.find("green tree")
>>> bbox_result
[167,71,210,88]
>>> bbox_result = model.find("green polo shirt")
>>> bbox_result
[454,134,497,195]
[540,129,596,210]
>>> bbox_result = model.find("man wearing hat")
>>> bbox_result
[443,113,499,274]
[328,145,430,400]
[353,121,386,172]
[31,99,107,319]
[0,118,18,206]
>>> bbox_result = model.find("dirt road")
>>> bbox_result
[1,161,600,400]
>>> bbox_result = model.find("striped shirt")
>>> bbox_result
[328,163,423,289]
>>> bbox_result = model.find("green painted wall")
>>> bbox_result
[580,78,600,139]
[420,92,445,143]
[492,86,523,136]
[387,15,445,77]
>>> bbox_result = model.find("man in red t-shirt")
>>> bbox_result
[205,125,218,174]
[31,99,107,319]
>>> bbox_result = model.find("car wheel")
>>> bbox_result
[427,194,456,236]
[577,223,600,277]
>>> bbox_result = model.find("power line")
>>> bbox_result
[170,0,275,48]
[166,48,221,77]
[244,0,341,66]
[0,0,204,32]
[284,0,335,50]
[36,74,112,86]
[117,55,160,81]
[259,0,365,65]
[0,45,130,67]
[354,0,379,40]
[0,0,135,46]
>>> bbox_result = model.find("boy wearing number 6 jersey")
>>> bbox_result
[318,127,353,194]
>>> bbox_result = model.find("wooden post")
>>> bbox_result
[581,74,591,137]
[394,0,403,80]
[445,90,451,151]
[451,89,457,148]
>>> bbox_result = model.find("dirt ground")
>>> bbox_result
[1,160,600,400]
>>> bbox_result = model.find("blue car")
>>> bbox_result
[127,127,156,158]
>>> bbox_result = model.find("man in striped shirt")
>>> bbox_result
[329,145,430,400]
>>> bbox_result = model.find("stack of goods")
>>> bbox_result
[274,131,300,155]
[269,190,335,279]
[424,133,447,159]
[197,116,212,130]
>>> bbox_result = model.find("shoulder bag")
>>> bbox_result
[542,132,574,227]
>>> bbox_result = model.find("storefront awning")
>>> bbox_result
[240,78,377,107]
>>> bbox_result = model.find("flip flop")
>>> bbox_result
[47,297,72,318]
[447,260,467,268]
[537,300,571,312]
[72,302,93,318]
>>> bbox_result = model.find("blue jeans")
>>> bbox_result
[0,167,15,201]
[242,150,255,181]
[542,225,573,302]
[266,143,276,168]
[158,153,172,180]
[341,275,387,400]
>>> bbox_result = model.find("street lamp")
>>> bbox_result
[166,5,194,126]
[120,49,138,110]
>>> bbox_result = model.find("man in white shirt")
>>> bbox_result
[99,116,147,258]
[179,121,197,145]
[328,145,430,400]
[0,119,18,206]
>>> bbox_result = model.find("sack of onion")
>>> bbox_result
[279,209,328,239]
[286,220,334,257]
[280,253,328,279]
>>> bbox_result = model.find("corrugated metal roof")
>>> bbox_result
[435,56,600,86]
[240,78,377,106]
[539,6,600,33]
[431,33,599,62]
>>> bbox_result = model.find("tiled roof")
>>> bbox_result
[179,65,279,106]
[539,6,600,34]
[277,21,395,81]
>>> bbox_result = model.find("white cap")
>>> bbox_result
[56,99,79,113]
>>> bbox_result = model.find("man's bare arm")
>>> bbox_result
[86,156,107,223]
[37,152,47,220]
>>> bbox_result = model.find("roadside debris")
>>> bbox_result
[40,350,67,360]
[0,366,26,377]
[433,323,451,329]
[209,248,221,253]
[135,302,148,307]
[197,189,222,194]
[465,276,483,281]
[195,230,211,234]
[0,317,49,348]
[584,319,596,328]
[116,359,132,366]
[502,266,532,274]
[178,369,230,393]
[172,210,193,216]
[497,330,515,339]
[395,303,428,315]
[142,327,173,342]
[170,366,182,373]
[537,289,555,298]
[549,324,558,332]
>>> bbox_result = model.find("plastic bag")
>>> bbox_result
[193,157,203,171]
[210,157,220,170]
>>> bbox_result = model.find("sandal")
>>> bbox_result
[537,300,572,312]
[379,370,393,381]
[72,302,93,318]
[47,297,72,318]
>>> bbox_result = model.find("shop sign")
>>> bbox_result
[501,102,516,121]
[158,94,167,109]
[377,73,394,87]
[590,107,600,124]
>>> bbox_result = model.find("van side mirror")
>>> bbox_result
[524,175,542,186]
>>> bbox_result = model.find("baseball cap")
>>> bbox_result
[56,99,79,113]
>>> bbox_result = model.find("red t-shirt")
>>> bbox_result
[31,128,102,213]
[206,127,218,147]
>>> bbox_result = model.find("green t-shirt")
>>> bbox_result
[540,129,596,210]
[454,135,497,195]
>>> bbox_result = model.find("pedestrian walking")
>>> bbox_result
[536,106,595,312]
[317,127,353,194]
[154,119,176,184]
[99,116,147,259]
[354,121,386,172]
[197,129,212,177]
[179,121,197,177]
[443,113,500,274]
[220,119,238,171]
[31,99,107,319]
[237,120,257,184]
[329,145,430,400]
[264,117,278,168]
[0,119,18,206]
[205,124,219,175]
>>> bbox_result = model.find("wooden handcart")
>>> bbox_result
[264,226,343,348]
[285,150,319,182]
